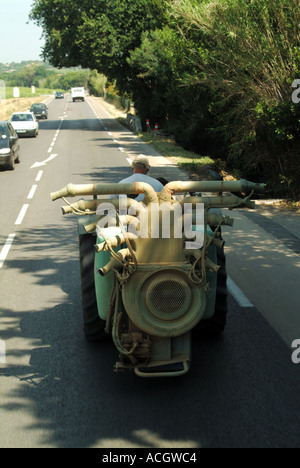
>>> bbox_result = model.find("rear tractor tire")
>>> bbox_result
[79,234,106,341]
[193,245,228,337]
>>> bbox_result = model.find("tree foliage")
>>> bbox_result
[166,0,300,195]
[30,0,165,94]
[0,63,90,91]
[30,0,300,196]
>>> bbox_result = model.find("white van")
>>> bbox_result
[71,87,85,102]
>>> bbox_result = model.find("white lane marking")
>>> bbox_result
[126,158,132,166]
[227,276,254,307]
[118,147,125,152]
[15,204,29,225]
[31,154,58,168]
[35,170,43,182]
[0,234,16,269]
[27,184,37,200]
[108,132,113,136]
[0,339,6,363]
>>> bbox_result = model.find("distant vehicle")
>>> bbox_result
[30,103,48,119]
[55,91,64,99]
[10,111,39,137]
[0,121,20,170]
[71,87,85,102]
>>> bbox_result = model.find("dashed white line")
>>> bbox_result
[0,234,16,269]
[35,170,43,182]
[0,339,6,363]
[126,158,132,166]
[0,117,64,269]
[15,204,29,225]
[27,184,37,200]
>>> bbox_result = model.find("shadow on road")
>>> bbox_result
[0,212,300,448]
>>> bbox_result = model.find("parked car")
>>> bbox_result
[55,91,64,99]
[10,111,39,137]
[30,103,48,119]
[0,121,20,170]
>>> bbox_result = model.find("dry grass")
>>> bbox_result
[0,97,51,121]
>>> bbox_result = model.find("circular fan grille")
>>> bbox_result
[146,276,191,321]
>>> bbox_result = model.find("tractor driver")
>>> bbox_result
[119,155,164,202]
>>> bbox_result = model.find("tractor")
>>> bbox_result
[51,178,264,377]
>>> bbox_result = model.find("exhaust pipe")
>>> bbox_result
[51,182,158,204]
[98,248,131,276]
[160,179,265,202]
[61,197,141,215]
[95,232,137,252]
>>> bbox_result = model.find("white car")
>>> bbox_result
[10,111,39,137]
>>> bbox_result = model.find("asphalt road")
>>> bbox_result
[0,95,299,448]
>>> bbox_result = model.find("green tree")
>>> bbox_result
[167,0,300,195]
[87,70,107,97]
[128,24,224,154]
[30,0,300,195]
[54,70,90,90]
[30,0,165,94]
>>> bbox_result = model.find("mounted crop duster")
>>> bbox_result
[50,178,264,377]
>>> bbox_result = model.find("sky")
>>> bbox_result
[0,0,45,63]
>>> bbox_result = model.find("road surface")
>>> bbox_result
[0,95,299,448]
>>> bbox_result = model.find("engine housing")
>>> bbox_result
[122,265,207,337]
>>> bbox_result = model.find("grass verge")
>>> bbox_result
[137,132,236,182]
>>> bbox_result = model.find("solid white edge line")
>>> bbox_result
[15,204,29,225]
[227,276,254,308]
[0,233,16,269]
